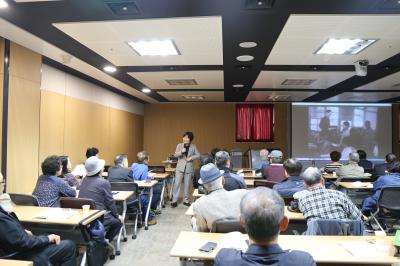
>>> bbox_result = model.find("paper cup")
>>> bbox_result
[82,204,90,213]
[252,170,256,176]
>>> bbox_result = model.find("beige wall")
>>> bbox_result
[143,103,290,165]
[7,42,41,193]
[4,42,144,194]
[0,38,4,170]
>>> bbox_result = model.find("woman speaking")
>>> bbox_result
[171,131,200,207]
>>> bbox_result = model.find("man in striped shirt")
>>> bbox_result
[323,150,342,173]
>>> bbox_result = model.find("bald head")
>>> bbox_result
[240,187,284,243]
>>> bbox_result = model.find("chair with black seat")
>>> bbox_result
[60,197,96,210]
[254,180,278,189]
[211,218,246,233]
[9,193,39,206]
[109,182,141,239]
[369,186,400,233]
[304,219,365,236]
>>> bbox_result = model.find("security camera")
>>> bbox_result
[354,59,369,77]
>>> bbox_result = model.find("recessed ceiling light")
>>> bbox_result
[236,55,254,62]
[239,42,257,48]
[103,66,116,73]
[0,0,8,8]
[315,38,377,55]
[142,88,151,93]
[233,84,244,88]
[128,40,179,56]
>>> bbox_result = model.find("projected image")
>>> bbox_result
[308,106,378,158]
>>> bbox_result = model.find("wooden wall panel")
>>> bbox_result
[0,38,4,170]
[7,77,40,193]
[39,90,65,165]
[9,43,41,83]
[143,103,290,165]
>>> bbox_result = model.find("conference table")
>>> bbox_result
[153,172,172,210]
[170,231,400,266]
[135,180,158,230]
[0,260,33,266]
[185,204,304,221]
[112,191,133,254]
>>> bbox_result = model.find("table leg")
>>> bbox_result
[179,258,188,266]
[145,187,153,230]
[116,200,128,255]
[158,179,166,210]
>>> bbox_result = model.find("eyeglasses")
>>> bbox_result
[0,181,6,185]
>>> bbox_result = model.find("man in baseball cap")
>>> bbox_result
[264,150,286,183]
[192,163,248,232]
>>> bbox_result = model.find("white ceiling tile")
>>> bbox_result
[354,71,400,90]
[253,71,354,89]
[129,71,224,90]
[158,91,223,101]
[246,91,317,102]
[325,92,400,102]
[53,16,223,66]
[266,15,400,65]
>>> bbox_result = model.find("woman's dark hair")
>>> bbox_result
[387,160,400,173]
[86,147,99,158]
[386,153,397,164]
[59,155,70,175]
[200,153,214,166]
[41,155,61,176]
[210,148,221,158]
[183,131,194,142]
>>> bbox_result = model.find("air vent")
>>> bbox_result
[393,83,400,88]
[264,95,291,101]
[244,0,274,9]
[281,79,316,86]
[166,79,198,86]
[105,1,140,15]
[182,95,205,100]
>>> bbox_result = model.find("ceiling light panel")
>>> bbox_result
[127,40,179,56]
[166,79,197,86]
[315,38,377,55]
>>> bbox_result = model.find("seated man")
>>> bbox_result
[362,160,400,214]
[131,151,161,226]
[108,154,132,182]
[263,150,286,183]
[299,167,362,221]
[323,150,342,173]
[215,151,246,191]
[193,153,213,189]
[357,150,373,170]
[273,158,305,198]
[192,163,247,232]
[259,149,269,174]
[33,156,76,207]
[0,173,15,211]
[373,153,397,178]
[336,152,364,179]
[0,205,76,266]
[215,187,315,266]
[79,156,123,241]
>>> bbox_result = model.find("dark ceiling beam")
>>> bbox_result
[119,65,223,72]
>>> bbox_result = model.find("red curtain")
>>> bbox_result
[236,104,274,142]
[236,104,252,141]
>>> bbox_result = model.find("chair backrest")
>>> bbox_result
[254,180,278,189]
[339,177,371,182]
[211,218,246,233]
[104,165,111,172]
[148,165,166,173]
[304,219,365,236]
[9,193,39,206]
[59,197,96,209]
[230,149,243,169]
[248,149,262,170]
[110,182,139,197]
[378,186,400,213]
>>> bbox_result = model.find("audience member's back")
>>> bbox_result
[263,150,286,183]
[108,154,132,182]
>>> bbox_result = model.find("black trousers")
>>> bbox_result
[18,239,76,266]
[103,214,122,241]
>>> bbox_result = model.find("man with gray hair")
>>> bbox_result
[336,152,364,179]
[108,154,132,183]
[263,150,286,183]
[273,158,305,198]
[215,151,246,191]
[215,187,315,266]
[298,167,362,221]
[192,163,247,232]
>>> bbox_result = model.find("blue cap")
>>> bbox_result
[198,163,224,185]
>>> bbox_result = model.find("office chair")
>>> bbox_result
[60,197,96,210]
[211,218,246,233]
[9,193,39,206]
[110,182,142,239]
[369,186,400,233]
[254,180,278,189]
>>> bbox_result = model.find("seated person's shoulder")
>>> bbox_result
[215,248,241,264]
[282,250,316,266]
